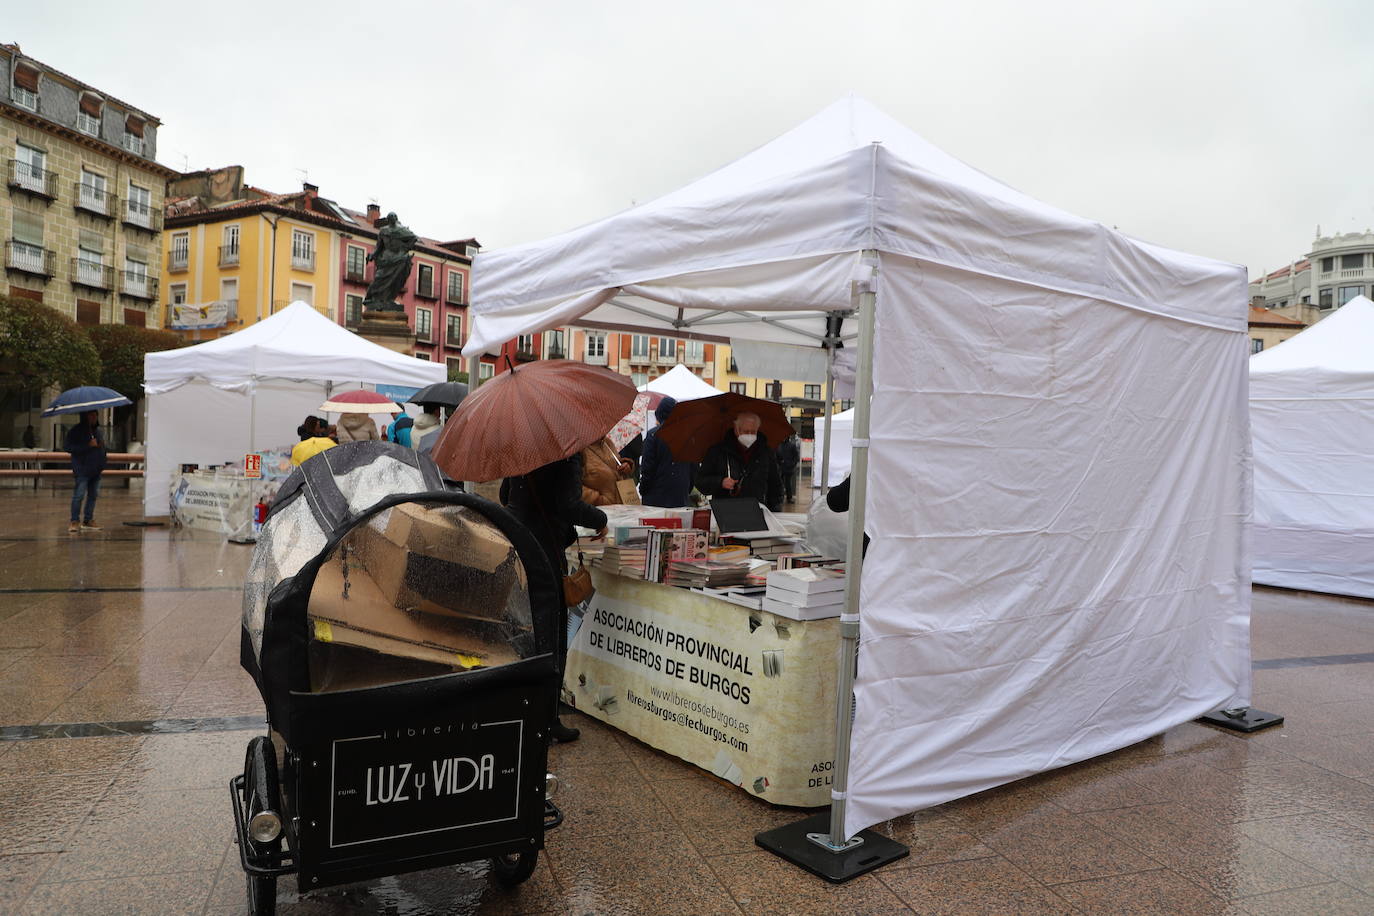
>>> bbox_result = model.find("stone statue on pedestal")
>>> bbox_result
[363,213,419,313]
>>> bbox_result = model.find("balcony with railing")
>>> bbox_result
[291,251,315,271]
[6,160,57,200]
[5,241,55,277]
[168,249,189,272]
[445,286,466,305]
[344,263,369,284]
[119,271,157,301]
[71,258,114,291]
[74,183,116,218]
[121,133,145,157]
[218,245,240,267]
[415,276,438,299]
[122,199,161,232]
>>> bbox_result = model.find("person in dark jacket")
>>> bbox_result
[825,474,870,556]
[638,397,695,507]
[501,453,608,743]
[618,433,643,483]
[695,412,783,512]
[65,410,107,533]
[776,433,801,504]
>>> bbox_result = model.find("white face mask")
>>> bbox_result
[736,433,758,448]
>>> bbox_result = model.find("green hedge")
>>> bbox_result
[0,294,101,391]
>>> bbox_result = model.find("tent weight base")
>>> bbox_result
[1196,707,1283,734]
[756,812,908,883]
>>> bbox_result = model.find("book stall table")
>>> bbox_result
[563,567,841,808]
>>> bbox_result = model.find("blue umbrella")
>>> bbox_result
[41,386,132,417]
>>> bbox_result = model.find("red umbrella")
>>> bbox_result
[652,392,793,463]
[432,360,638,481]
[319,389,403,414]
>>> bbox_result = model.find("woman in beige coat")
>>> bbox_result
[580,437,635,506]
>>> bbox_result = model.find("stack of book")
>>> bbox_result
[763,567,848,620]
[708,543,750,563]
[775,551,834,569]
[667,558,752,589]
[724,535,798,562]
[642,528,709,583]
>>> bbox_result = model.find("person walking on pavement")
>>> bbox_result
[696,411,784,511]
[65,410,106,532]
[776,432,801,505]
[638,397,695,508]
[501,454,608,743]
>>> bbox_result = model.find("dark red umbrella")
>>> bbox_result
[432,360,638,481]
[652,392,793,463]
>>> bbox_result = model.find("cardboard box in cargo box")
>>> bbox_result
[352,502,524,621]
[309,560,522,672]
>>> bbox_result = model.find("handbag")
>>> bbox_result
[615,477,641,505]
[563,551,594,607]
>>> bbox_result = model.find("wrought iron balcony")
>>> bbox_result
[123,200,161,232]
[6,160,57,199]
[74,183,115,218]
[218,245,240,267]
[344,264,368,283]
[445,287,466,305]
[546,348,566,360]
[415,277,438,299]
[168,250,189,271]
[71,257,115,290]
[291,252,315,270]
[119,271,158,300]
[121,133,145,156]
[5,241,55,277]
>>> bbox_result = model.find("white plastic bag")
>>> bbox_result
[804,492,850,560]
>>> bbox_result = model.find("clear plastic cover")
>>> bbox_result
[303,501,533,692]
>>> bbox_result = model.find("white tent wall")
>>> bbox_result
[1250,296,1374,597]
[811,407,854,488]
[843,257,1250,835]
[459,96,1252,843]
[143,378,330,516]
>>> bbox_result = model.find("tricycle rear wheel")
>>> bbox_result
[489,850,538,886]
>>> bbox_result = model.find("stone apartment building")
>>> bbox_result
[1,43,173,327]
[1249,229,1374,327]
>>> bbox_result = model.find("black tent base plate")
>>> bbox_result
[122,521,165,527]
[755,812,908,883]
[1197,707,1284,734]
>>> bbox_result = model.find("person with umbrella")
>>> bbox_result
[65,410,107,532]
[696,412,784,512]
[638,397,695,508]
[431,359,636,745]
[43,386,130,533]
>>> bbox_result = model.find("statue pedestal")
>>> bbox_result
[356,309,415,356]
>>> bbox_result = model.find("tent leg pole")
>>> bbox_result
[820,343,834,494]
[756,251,907,882]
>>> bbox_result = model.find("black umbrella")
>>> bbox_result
[410,381,468,409]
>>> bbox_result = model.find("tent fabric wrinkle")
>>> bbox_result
[458,95,1250,841]
[1250,295,1374,597]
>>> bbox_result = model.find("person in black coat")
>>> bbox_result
[500,453,607,743]
[638,397,695,507]
[776,433,801,504]
[618,433,643,483]
[695,412,783,512]
[65,410,107,533]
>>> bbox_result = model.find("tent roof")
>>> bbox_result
[464,94,1244,355]
[639,364,723,401]
[145,301,445,394]
[1250,296,1374,399]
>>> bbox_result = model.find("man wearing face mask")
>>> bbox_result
[696,411,784,512]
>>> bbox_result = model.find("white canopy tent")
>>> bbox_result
[143,302,444,516]
[464,96,1251,846]
[639,363,724,401]
[810,406,854,488]
[1251,295,1374,597]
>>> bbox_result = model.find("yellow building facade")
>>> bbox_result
[714,343,849,437]
[162,177,343,337]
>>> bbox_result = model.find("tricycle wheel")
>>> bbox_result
[246,872,277,915]
[489,849,538,886]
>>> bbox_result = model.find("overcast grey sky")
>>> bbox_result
[10,0,1374,278]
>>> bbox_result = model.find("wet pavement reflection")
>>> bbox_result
[1,488,1373,914]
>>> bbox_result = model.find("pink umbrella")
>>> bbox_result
[318,389,403,414]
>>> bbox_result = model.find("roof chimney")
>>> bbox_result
[367,203,381,226]
[302,181,318,198]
